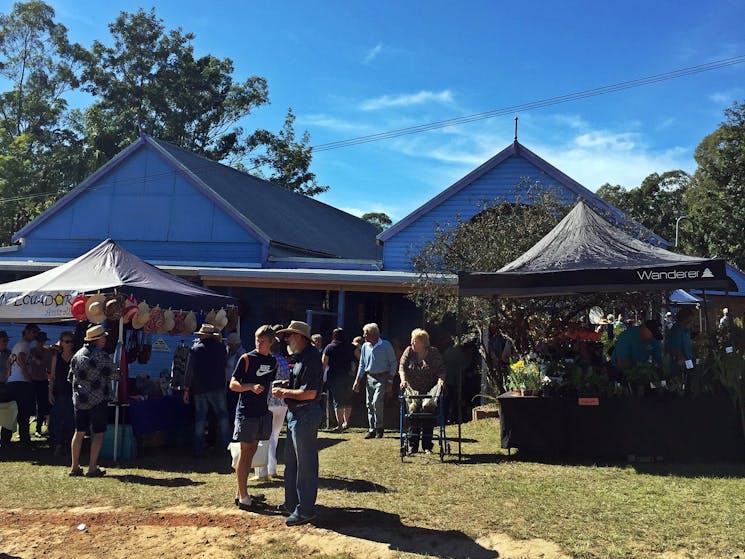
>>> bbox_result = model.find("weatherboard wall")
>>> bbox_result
[12,143,264,265]
[382,155,578,271]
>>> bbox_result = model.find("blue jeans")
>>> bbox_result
[49,397,75,447]
[365,375,386,431]
[193,389,230,453]
[284,403,322,518]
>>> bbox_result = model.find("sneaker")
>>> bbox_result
[275,503,292,516]
[364,431,376,439]
[68,467,84,477]
[376,429,384,438]
[423,449,433,455]
[285,512,316,526]
[85,467,106,478]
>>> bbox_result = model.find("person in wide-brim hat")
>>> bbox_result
[84,324,109,342]
[194,323,220,337]
[276,320,312,340]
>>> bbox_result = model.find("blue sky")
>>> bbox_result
[10,0,745,222]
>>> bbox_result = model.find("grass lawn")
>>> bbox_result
[2,418,745,558]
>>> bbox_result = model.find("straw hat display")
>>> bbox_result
[204,309,216,327]
[85,294,107,324]
[144,305,164,334]
[104,294,124,321]
[160,309,175,334]
[71,295,88,322]
[122,295,138,323]
[131,301,151,330]
[213,308,228,330]
[183,311,197,335]
[171,311,186,335]
[225,306,239,331]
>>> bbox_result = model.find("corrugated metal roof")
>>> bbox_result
[152,139,382,261]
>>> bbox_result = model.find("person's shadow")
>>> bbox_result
[314,505,498,558]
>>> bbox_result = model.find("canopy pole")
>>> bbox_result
[456,292,463,463]
[113,315,124,463]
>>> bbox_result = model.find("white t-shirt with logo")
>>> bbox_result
[7,339,31,383]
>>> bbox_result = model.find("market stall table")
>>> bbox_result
[497,392,745,461]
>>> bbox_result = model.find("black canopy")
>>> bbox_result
[459,201,736,297]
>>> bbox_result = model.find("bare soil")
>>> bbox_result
[0,507,570,559]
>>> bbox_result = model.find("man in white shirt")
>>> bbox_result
[6,324,40,445]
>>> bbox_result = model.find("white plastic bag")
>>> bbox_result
[228,440,269,470]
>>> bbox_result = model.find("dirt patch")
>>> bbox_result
[0,508,571,559]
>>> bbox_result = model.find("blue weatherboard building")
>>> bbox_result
[4,133,737,366]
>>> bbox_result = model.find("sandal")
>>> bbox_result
[68,467,84,477]
[85,467,106,478]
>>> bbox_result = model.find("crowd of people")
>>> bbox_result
[0,316,461,527]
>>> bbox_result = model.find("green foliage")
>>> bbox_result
[596,170,690,244]
[684,101,745,267]
[361,212,392,232]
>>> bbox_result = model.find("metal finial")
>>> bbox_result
[514,116,518,143]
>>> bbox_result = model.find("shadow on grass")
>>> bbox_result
[108,473,205,487]
[458,452,512,465]
[499,450,745,478]
[0,553,24,559]
[318,475,388,493]
[315,505,498,558]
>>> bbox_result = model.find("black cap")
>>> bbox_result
[644,319,663,341]
[0,331,8,340]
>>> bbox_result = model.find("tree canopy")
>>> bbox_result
[0,2,326,244]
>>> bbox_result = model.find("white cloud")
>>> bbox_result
[301,114,373,134]
[710,88,744,106]
[360,90,455,111]
[363,44,383,64]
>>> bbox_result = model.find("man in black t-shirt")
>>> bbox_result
[229,325,277,509]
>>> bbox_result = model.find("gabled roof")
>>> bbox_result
[14,136,382,262]
[151,139,381,261]
[378,141,666,246]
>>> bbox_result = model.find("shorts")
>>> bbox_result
[233,411,273,443]
[74,402,108,434]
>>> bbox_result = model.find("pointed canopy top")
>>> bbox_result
[0,239,235,317]
[459,201,735,297]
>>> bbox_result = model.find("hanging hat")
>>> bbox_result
[171,311,186,335]
[132,301,150,330]
[122,295,138,323]
[71,295,88,322]
[205,309,217,326]
[83,324,108,342]
[183,311,197,335]
[194,323,220,337]
[161,309,175,334]
[276,320,312,340]
[105,294,123,321]
[85,294,107,324]
[214,308,228,330]
[225,306,239,331]
[144,306,164,334]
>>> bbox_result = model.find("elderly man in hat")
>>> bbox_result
[272,320,322,526]
[183,323,230,457]
[69,325,116,477]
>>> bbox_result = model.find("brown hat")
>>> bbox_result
[194,323,220,337]
[84,324,108,342]
[105,295,123,321]
[276,320,312,340]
